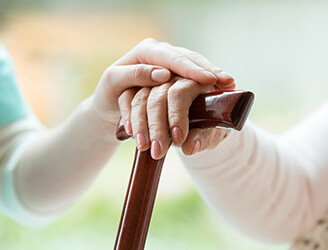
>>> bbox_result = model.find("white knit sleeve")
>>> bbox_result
[177,101,328,244]
[0,117,58,227]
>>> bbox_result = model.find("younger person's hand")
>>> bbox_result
[90,38,235,129]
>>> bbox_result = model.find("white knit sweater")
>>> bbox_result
[178,101,328,248]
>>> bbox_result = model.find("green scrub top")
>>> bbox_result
[0,43,29,126]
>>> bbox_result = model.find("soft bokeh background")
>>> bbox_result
[1,0,328,249]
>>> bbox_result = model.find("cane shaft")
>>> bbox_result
[114,149,166,250]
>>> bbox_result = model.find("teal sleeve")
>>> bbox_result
[0,43,29,126]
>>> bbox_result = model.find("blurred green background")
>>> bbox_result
[1,0,328,249]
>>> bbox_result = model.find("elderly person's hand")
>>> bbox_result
[118,75,233,159]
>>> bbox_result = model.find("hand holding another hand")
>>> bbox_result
[91,38,234,128]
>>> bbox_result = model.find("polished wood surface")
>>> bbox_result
[189,90,254,130]
[114,149,166,250]
[114,90,254,250]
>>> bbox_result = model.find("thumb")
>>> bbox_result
[181,128,229,156]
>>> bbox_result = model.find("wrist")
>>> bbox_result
[79,96,120,143]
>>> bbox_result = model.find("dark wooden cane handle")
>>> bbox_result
[116,90,254,141]
[114,90,254,250]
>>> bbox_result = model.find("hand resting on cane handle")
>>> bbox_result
[118,76,236,160]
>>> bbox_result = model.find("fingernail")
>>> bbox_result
[216,70,234,81]
[171,126,183,145]
[214,70,235,90]
[191,140,201,155]
[124,119,132,135]
[220,71,234,80]
[151,140,161,159]
[203,71,218,83]
[151,69,171,82]
[136,133,147,150]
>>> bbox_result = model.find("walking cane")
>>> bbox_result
[114,90,255,250]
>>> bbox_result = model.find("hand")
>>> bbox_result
[118,76,232,159]
[90,38,235,127]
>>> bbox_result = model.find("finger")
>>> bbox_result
[103,64,171,98]
[160,42,235,90]
[167,78,214,145]
[181,128,230,156]
[147,82,173,159]
[118,88,139,135]
[115,38,218,85]
[131,87,152,151]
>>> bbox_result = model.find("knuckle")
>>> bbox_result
[103,66,114,83]
[136,38,159,54]
[128,65,147,80]
[118,89,130,102]
[168,111,183,125]
[148,123,159,133]
[147,98,165,113]
[200,130,214,149]
[142,38,158,44]
[137,38,158,50]
[148,88,168,106]
[169,54,185,68]
[188,50,201,58]
[148,122,166,138]
[168,85,183,100]
[131,100,142,110]
[168,88,182,100]
[168,100,183,114]
[131,119,145,132]
[199,130,210,143]
[131,90,149,108]
[168,81,194,101]
[188,51,201,59]
[185,66,196,79]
